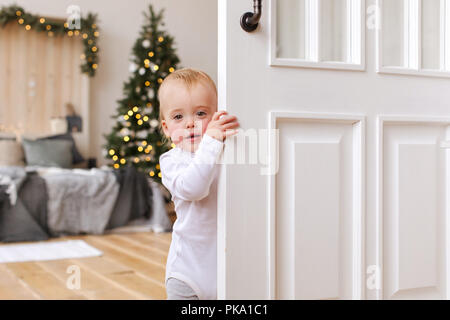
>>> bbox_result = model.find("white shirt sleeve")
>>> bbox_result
[160,134,224,201]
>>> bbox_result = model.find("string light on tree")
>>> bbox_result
[142,39,150,48]
[103,5,180,185]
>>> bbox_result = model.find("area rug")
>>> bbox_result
[0,240,102,263]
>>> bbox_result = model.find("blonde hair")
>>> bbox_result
[157,68,217,144]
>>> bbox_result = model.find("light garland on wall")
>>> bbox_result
[0,4,100,77]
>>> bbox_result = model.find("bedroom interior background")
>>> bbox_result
[0,5,97,158]
[0,4,173,242]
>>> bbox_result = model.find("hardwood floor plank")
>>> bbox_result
[118,232,172,253]
[146,231,172,245]
[4,262,86,300]
[81,235,166,284]
[101,234,168,264]
[0,264,41,299]
[73,256,167,300]
[0,232,171,300]
[36,259,141,300]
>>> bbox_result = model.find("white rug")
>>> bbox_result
[0,240,102,263]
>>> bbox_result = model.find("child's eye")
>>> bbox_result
[173,114,182,120]
[197,111,206,117]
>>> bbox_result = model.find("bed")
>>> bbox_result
[0,133,172,243]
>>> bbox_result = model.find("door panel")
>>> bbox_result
[380,119,450,299]
[218,0,450,300]
[274,114,364,299]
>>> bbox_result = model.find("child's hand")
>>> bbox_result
[205,111,240,142]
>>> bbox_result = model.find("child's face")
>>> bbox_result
[160,80,217,153]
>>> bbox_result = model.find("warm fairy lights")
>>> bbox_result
[102,5,180,176]
[1,5,100,76]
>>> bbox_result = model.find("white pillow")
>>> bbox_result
[0,140,25,166]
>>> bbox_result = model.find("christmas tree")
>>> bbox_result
[104,5,180,184]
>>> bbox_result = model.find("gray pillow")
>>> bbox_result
[40,133,85,164]
[22,139,73,168]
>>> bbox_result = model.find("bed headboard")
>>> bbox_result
[0,22,91,158]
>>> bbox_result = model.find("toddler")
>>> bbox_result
[158,68,240,300]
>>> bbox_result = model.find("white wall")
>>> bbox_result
[0,0,218,164]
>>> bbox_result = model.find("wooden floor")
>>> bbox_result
[0,232,172,300]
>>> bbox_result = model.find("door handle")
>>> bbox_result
[241,0,262,32]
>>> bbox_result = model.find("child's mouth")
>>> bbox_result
[186,133,201,142]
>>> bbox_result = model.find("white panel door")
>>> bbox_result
[218,0,450,300]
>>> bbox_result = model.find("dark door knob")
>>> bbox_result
[241,0,262,33]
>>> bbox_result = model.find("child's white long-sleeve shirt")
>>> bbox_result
[159,133,224,300]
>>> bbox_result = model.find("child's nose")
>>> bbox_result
[186,118,195,128]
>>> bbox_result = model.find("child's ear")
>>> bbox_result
[161,120,169,137]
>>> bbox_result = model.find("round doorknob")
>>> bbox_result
[240,0,262,33]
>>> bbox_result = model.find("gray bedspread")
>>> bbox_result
[0,172,49,242]
[40,167,120,236]
[0,166,160,242]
